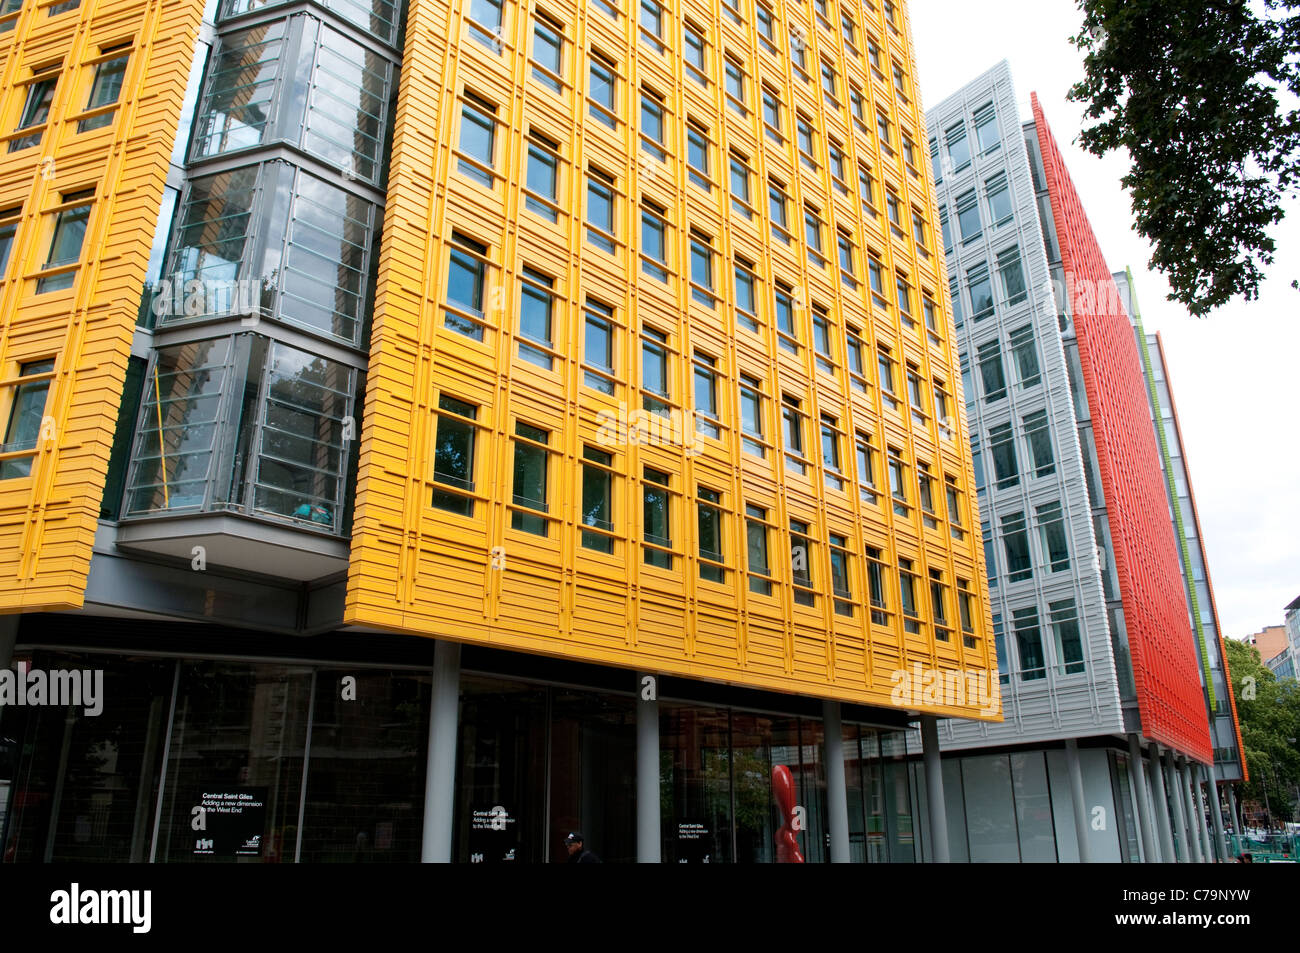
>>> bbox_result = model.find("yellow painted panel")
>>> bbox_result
[348,0,999,719]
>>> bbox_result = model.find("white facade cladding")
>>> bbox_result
[927,61,1123,749]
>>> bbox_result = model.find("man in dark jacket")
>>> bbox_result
[564,832,601,863]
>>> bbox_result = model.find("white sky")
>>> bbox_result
[910,0,1300,639]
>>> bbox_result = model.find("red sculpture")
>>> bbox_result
[772,764,805,863]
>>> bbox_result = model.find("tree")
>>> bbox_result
[1224,638,1300,826]
[1069,0,1300,316]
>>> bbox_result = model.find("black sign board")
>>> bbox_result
[190,787,268,858]
[676,819,712,863]
[468,805,519,863]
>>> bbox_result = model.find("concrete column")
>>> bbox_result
[1065,739,1091,863]
[1204,763,1227,861]
[1192,765,1216,862]
[920,715,950,863]
[636,673,661,863]
[421,639,461,863]
[1127,734,1158,862]
[1226,783,1241,849]
[1148,745,1176,862]
[1178,759,1204,863]
[1165,751,1189,862]
[822,700,851,863]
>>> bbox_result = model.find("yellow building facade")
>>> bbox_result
[345,0,996,717]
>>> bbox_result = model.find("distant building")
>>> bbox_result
[1245,625,1290,670]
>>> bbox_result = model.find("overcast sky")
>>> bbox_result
[910,0,1300,639]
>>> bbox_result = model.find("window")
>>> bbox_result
[693,351,721,439]
[690,231,715,306]
[898,558,921,633]
[0,206,19,277]
[49,0,80,13]
[641,326,671,415]
[891,62,908,101]
[939,208,952,253]
[1001,511,1032,582]
[586,168,616,253]
[761,86,782,143]
[906,367,926,427]
[804,206,824,266]
[756,4,777,53]
[1023,410,1055,477]
[734,260,758,332]
[929,568,950,640]
[982,522,997,587]
[974,101,999,154]
[789,26,807,76]
[877,348,898,410]
[855,432,878,503]
[721,0,742,25]
[955,189,981,243]
[850,88,868,131]
[876,110,892,153]
[912,207,928,254]
[1050,599,1084,675]
[858,165,877,214]
[687,122,711,189]
[997,245,1028,305]
[445,233,488,341]
[525,134,560,221]
[902,134,918,171]
[1014,605,1045,680]
[844,331,866,391]
[887,446,908,517]
[518,268,557,369]
[837,232,856,287]
[958,579,977,647]
[1,359,55,479]
[593,0,618,19]
[790,519,815,607]
[36,189,94,293]
[640,0,665,50]
[867,38,882,73]
[885,190,903,235]
[684,22,708,86]
[10,65,60,152]
[986,172,1013,225]
[589,54,618,128]
[923,294,940,337]
[820,59,838,105]
[467,0,503,49]
[641,201,669,282]
[641,91,667,161]
[945,120,970,172]
[774,282,797,352]
[431,395,478,515]
[933,382,951,438]
[821,414,843,489]
[989,422,1019,489]
[840,12,856,48]
[729,152,752,217]
[583,298,616,394]
[458,93,497,187]
[828,142,848,193]
[697,488,725,582]
[810,309,832,375]
[78,51,130,132]
[830,534,853,617]
[532,13,564,91]
[746,505,772,595]
[866,546,889,626]
[951,276,965,328]
[643,467,672,568]
[739,375,765,457]
[724,57,747,115]
[581,446,615,553]
[1009,325,1042,387]
[768,179,790,241]
[1036,501,1070,573]
[896,273,913,326]
[968,264,994,321]
[917,461,938,529]
[796,114,817,169]
[782,394,806,475]
[945,476,964,540]
[977,341,1007,402]
[511,422,550,535]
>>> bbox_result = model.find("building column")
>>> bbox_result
[1128,734,1158,862]
[1065,739,1091,863]
[1165,751,1189,862]
[822,700,851,863]
[1226,783,1241,848]
[1192,764,1216,862]
[421,638,461,863]
[1204,763,1227,862]
[1178,759,1204,863]
[920,715,950,863]
[637,673,661,864]
[1148,745,1176,862]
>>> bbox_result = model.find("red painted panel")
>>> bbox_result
[1031,95,1212,763]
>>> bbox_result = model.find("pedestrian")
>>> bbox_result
[564,831,601,863]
